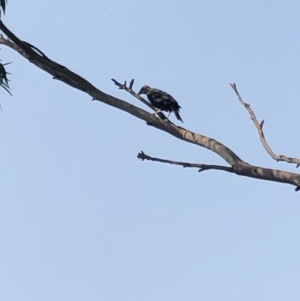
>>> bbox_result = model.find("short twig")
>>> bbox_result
[22,41,48,58]
[137,151,233,173]
[230,83,300,167]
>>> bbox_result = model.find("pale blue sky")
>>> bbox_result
[1,1,300,300]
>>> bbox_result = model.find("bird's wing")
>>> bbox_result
[152,88,183,122]
[152,89,178,104]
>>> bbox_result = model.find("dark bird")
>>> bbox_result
[138,85,183,123]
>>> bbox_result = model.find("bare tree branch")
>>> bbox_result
[230,83,300,167]
[138,151,234,173]
[1,20,300,190]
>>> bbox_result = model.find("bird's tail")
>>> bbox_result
[173,110,183,123]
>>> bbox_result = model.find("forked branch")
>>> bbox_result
[230,83,300,167]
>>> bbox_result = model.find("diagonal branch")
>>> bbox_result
[138,151,233,173]
[230,83,300,167]
[1,20,300,190]
[0,22,241,167]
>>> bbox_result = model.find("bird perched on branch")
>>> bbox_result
[138,85,183,123]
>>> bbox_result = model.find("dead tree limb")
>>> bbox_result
[138,151,234,173]
[1,20,300,191]
[230,83,300,167]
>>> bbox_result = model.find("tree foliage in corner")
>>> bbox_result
[0,0,11,96]
[0,0,7,16]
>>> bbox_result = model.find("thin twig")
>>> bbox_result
[230,83,300,167]
[137,151,233,173]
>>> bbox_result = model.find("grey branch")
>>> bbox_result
[1,20,300,190]
[230,83,300,167]
[138,151,233,173]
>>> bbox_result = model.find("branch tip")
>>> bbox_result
[231,83,300,167]
[137,151,146,161]
[129,79,134,89]
[260,120,264,128]
[230,83,237,91]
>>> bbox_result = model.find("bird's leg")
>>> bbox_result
[151,110,171,122]
[155,109,170,121]
[151,109,162,116]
